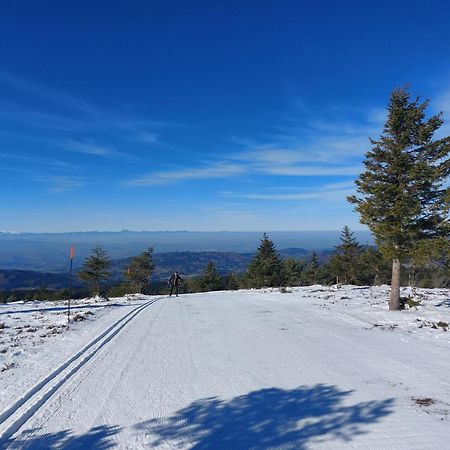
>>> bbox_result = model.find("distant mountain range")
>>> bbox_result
[0,230,372,272]
[0,248,334,291]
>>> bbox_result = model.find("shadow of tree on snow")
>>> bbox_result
[435,299,450,308]
[135,384,394,449]
[3,425,120,449]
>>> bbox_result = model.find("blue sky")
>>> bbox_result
[1,0,450,232]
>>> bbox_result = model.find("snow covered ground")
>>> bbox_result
[0,285,449,449]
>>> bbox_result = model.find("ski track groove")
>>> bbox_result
[0,295,165,446]
[89,298,171,434]
[13,296,171,448]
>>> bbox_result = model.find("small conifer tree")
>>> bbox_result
[78,246,111,297]
[224,272,241,290]
[124,247,155,294]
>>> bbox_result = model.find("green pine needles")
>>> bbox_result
[124,247,155,294]
[78,246,112,297]
[348,87,450,309]
[246,233,284,288]
[198,261,223,292]
[328,226,362,285]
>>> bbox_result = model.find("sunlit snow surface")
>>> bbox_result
[1,286,449,449]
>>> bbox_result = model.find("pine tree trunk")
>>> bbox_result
[389,259,401,310]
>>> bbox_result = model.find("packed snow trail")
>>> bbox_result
[0,296,162,443]
[2,289,450,449]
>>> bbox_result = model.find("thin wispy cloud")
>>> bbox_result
[236,149,309,164]
[136,132,159,143]
[0,70,173,145]
[34,175,84,193]
[0,152,77,169]
[128,150,363,186]
[222,187,356,202]
[262,165,362,176]
[0,70,97,115]
[0,101,81,131]
[222,110,380,183]
[128,163,246,186]
[321,180,357,190]
[127,152,363,188]
[0,166,35,175]
[233,148,363,176]
[128,111,374,187]
[61,140,117,157]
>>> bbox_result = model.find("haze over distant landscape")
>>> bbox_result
[0,230,374,272]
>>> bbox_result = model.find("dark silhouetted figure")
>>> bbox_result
[168,272,182,297]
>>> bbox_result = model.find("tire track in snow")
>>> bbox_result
[0,295,165,445]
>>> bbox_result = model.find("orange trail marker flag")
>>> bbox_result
[70,246,75,260]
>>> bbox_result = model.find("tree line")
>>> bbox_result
[182,230,449,293]
[39,224,448,301]
[2,225,448,304]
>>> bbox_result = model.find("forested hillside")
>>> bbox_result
[0,248,315,292]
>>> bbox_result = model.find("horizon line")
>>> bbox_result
[0,229,371,235]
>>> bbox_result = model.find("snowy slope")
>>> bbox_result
[0,286,449,449]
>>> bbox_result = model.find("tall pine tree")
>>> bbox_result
[283,257,304,286]
[198,261,223,292]
[328,226,362,284]
[246,233,284,288]
[301,251,320,285]
[78,246,111,297]
[348,87,450,309]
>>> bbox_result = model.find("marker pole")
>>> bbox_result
[68,246,74,325]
